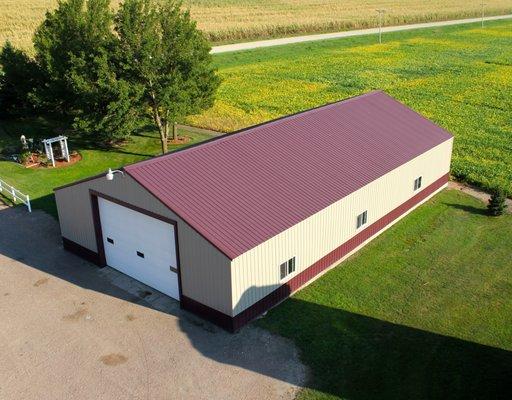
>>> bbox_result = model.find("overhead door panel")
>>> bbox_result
[98,197,179,300]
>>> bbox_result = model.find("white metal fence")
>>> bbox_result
[0,178,31,212]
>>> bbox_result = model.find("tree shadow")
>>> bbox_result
[100,148,155,158]
[253,296,512,399]
[0,116,159,158]
[444,202,489,216]
[30,193,58,217]
[68,132,155,157]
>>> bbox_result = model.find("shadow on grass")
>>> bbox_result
[259,296,512,399]
[30,193,58,218]
[444,202,489,216]
[1,117,158,158]
[131,131,158,139]
[99,148,155,158]
[69,129,156,158]
[0,192,57,218]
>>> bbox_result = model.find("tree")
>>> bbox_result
[33,0,115,113]
[487,188,506,216]
[31,0,143,142]
[115,0,220,153]
[0,42,42,118]
[1,0,219,148]
[70,50,144,143]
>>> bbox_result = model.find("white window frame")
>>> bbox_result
[280,256,297,280]
[356,210,368,230]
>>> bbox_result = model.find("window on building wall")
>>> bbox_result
[288,257,296,274]
[414,176,423,191]
[357,211,368,229]
[280,257,296,280]
[280,262,287,279]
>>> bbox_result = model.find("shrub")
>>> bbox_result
[18,150,32,164]
[38,154,49,167]
[487,189,507,216]
[1,144,19,156]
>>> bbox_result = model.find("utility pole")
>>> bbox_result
[376,9,385,44]
[481,2,486,28]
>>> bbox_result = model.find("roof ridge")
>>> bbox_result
[124,90,384,171]
[103,90,454,260]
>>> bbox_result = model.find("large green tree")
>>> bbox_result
[30,0,143,142]
[0,42,42,118]
[115,0,220,153]
[69,50,144,143]
[1,0,219,148]
[33,0,114,112]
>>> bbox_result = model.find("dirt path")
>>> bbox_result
[448,181,512,213]
[211,14,512,54]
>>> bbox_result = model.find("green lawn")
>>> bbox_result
[0,118,213,216]
[1,20,511,214]
[257,189,512,400]
[192,19,512,195]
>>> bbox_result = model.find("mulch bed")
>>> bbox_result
[24,152,82,169]
[168,135,191,145]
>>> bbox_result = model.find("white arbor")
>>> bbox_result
[42,136,70,167]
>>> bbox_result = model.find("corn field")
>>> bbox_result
[1,0,511,50]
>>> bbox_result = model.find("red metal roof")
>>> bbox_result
[125,91,453,260]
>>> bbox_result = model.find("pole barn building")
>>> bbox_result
[54,91,453,332]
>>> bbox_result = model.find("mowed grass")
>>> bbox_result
[1,0,512,49]
[196,19,512,194]
[0,119,213,216]
[258,189,512,399]
[0,21,510,210]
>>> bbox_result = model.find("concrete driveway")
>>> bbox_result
[0,204,306,400]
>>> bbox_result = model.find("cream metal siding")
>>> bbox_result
[230,139,453,315]
[55,174,232,315]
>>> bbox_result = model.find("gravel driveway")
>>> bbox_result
[0,204,306,400]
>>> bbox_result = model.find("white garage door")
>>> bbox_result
[98,197,180,300]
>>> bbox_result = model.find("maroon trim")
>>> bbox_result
[89,190,183,298]
[90,190,177,226]
[181,295,235,332]
[229,173,450,331]
[90,193,106,267]
[174,216,184,302]
[62,237,102,265]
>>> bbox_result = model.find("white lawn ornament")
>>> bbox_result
[20,135,28,150]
